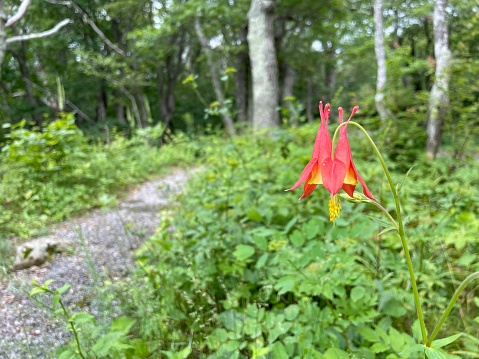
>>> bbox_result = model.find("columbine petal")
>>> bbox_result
[321,157,347,196]
[286,101,332,199]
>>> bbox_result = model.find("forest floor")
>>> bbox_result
[0,167,195,358]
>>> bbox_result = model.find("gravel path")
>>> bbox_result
[0,168,194,358]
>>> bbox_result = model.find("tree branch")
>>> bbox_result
[5,0,31,27]
[45,0,126,56]
[6,19,72,44]
[23,77,94,123]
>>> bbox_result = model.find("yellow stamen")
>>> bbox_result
[328,195,342,221]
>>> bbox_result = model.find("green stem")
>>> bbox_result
[60,300,86,359]
[366,199,399,230]
[44,288,86,359]
[333,121,428,344]
[426,271,479,346]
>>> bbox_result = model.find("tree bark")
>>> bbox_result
[234,25,249,123]
[325,44,336,101]
[10,44,42,125]
[157,32,185,130]
[116,104,126,125]
[96,83,107,122]
[306,77,313,123]
[247,0,279,132]
[194,18,236,136]
[374,0,392,122]
[281,62,295,102]
[426,0,451,158]
[0,1,7,69]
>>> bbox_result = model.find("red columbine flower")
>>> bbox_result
[287,103,375,221]
[321,106,375,220]
[286,102,332,199]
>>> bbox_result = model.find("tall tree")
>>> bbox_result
[0,0,70,69]
[248,0,279,132]
[374,0,392,121]
[194,17,236,136]
[426,0,451,158]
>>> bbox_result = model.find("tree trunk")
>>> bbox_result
[136,92,148,128]
[426,0,451,158]
[281,62,295,102]
[116,103,126,125]
[96,84,107,122]
[325,44,336,100]
[247,0,279,132]
[374,0,392,122]
[194,18,236,136]
[306,77,313,123]
[0,1,6,69]
[11,44,42,125]
[234,25,249,123]
[157,32,184,130]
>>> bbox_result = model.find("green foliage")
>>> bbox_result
[30,279,145,359]
[0,113,198,240]
[104,127,479,357]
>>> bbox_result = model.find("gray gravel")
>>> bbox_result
[0,168,193,358]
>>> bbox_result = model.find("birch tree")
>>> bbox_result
[373,0,392,122]
[247,0,279,132]
[426,0,451,158]
[0,0,70,69]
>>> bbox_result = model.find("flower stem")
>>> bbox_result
[44,288,86,359]
[426,271,479,346]
[336,121,428,344]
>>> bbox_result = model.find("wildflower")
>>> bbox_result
[286,101,332,198]
[321,106,375,220]
[287,104,375,221]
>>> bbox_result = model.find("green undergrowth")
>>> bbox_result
[0,114,202,266]
[53,124,479,358]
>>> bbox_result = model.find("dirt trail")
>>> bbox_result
[0,168,193,358]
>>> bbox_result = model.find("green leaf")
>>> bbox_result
[246,208,263,221]
[218,311,243,332]
[289,230,305,247]
[57,349,78,359]
[431,333,462,349]
[324,347,349,359]
[178,346,192,359]
[357,326,380,342]
[72,312,95,324]
[274,275,296,295]
[256,253,269,268]
[351,286,366,302]
[399,344,426,355]
[283,217,298,234]
[56,283,71,295]
[303,218,323,239]
[284,304,299,321]
[425,347,447,359]
[267,321,292,342]
[233,245,255,261]
[52,293,60,311]
[381,298,407,317]
[43,279,55,289]
[244,320,262,338]
[370,342,390,353]
[271,341,289,359]
[110,316,135,334]
[253,235,268,251]
[29,287,45,297]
